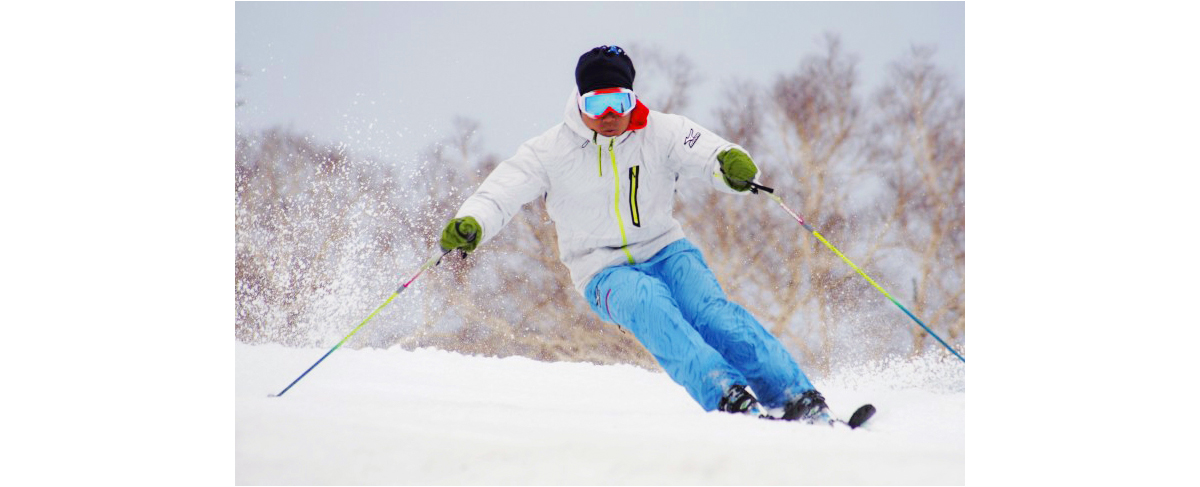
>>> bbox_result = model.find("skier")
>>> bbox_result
[439,45,833,423]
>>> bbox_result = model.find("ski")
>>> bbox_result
[757,403,875,429]
[842,404,876,429]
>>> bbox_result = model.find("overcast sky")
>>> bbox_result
[235,2,964,164]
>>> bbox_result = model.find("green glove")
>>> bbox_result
[439,216,481,253]
[718,148,758,192]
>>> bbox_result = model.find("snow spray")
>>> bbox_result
[271,248,455,397]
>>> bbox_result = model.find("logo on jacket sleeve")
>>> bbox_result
[684,128,701,148]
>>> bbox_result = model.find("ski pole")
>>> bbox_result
[271,247,455,397]
[747,182,965,362]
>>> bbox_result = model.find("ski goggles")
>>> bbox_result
[578,88,638,119]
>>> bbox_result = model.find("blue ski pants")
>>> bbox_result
[585,239,814,411]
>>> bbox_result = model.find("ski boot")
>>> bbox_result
[782,390,834,425]
[717,384,762,416]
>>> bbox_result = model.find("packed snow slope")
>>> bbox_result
[236,342,964,485]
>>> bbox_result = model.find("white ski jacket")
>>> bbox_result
[456,89,755,295]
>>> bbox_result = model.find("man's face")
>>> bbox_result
[581,108,632,137]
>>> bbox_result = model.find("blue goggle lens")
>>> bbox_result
[582,92,635,116]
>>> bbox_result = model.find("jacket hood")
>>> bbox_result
[562,87,649,141]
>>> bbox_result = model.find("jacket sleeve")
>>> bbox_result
[455,141,550,247]
[664,113,757,194]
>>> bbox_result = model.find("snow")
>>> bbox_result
[236,342,964,484]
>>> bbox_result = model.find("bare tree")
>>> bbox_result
[627,43,701,114]
[869,45,966,356]
[713,78,766,155]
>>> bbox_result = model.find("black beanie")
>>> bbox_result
[575,45,636,94]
